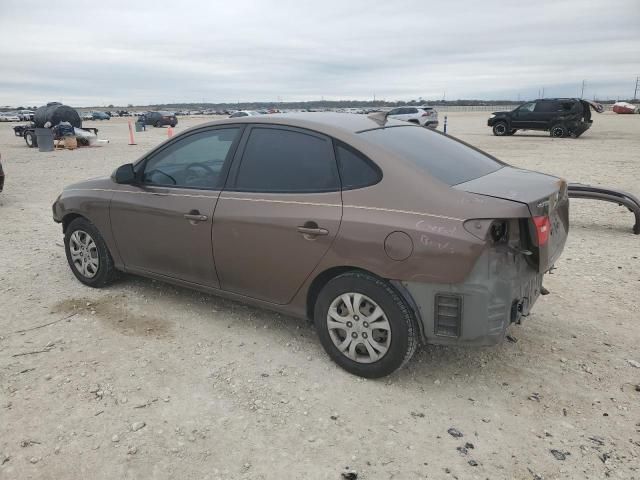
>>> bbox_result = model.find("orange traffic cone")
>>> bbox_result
[167,126,174,138]
[128,120,136,145]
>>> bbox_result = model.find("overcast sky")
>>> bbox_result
[1,0,639,106]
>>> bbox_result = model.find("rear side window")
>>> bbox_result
[360,126,503,186]
[234,127,339,193]
[335,143,381,190]
[534,101,559,113]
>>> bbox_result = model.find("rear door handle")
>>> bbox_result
[297,226,329,236]
[184,212,208,222]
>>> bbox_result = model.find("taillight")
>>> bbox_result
[533,216,551,245]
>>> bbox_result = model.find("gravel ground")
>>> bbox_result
[1,112,639,480]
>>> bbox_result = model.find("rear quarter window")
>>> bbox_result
[360,126,503,186]
[335,143,381,190]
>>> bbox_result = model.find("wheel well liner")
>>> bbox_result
[62,213,84,233]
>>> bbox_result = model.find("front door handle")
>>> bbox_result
[184,210,208,222]
[297,222,329,236]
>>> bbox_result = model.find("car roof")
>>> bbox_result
[193,112,409,136]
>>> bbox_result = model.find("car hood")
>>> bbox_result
[64,176,113,191]
[491,111,510,116]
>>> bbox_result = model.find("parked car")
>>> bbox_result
[52,113,568,378]
[90,111,110,121]
[0,113,20,122]
[18,110,34,121]
[387,106,439,128]
[140,111,178,128]
[81,112,93,121]
[0,153,4,192]
[229,110,260,118]
[488,98,604,138]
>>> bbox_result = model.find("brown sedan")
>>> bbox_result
[53,113,568,378]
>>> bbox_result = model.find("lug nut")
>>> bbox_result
[351,332,358,338]
[346,321,353,328]
[353,315,359,321]
[362,332,368,339]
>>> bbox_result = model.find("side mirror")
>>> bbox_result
[113,163,136,184]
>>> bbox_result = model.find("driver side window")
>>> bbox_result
[519,102,536,112]
[142,128,240,189]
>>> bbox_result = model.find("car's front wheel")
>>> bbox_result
[64,217,117,288]
[155,121,162,128]
[492,121,509,136]
[314,271,418,378]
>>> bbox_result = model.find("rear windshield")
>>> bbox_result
[359,126,503,185]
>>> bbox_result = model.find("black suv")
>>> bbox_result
[140,111,178,128]
[487,98,603,138]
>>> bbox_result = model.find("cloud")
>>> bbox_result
[1,0,638,106]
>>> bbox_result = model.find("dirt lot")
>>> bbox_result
[1,112,639,480]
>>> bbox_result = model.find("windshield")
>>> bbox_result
[360,126,503,185]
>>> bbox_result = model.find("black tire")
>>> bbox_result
[550,124,567,138]
[314,271,419,378]
[492,121,509,136]
[24,131,37,148]
[64,217,117,288]
[170,122,176,128]
[155,121,162,128]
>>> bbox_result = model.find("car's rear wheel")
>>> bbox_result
[492,122,509,136]
[314,271,418,378]
[550,124,567,138]
[24,131,37,148]
[64,217,117,288]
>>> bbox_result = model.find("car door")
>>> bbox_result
[533,100,559,128]
[212,125,342,304]
[110,126,242,287]
[511,102,536,128]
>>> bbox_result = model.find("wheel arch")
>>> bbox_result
[305,266,426,343]
[62,212,87,233]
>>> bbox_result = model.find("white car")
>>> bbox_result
[0,113,20,122]
[18,110,34,121]
[229,110,261,118]
[387,106,439,128]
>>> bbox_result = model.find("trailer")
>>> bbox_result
[12,102,97,148]
[13,124,98,148]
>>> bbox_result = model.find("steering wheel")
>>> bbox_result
[144,168,176,185]
[185,163,216,176]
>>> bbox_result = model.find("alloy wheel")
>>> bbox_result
[69,230,99,278]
